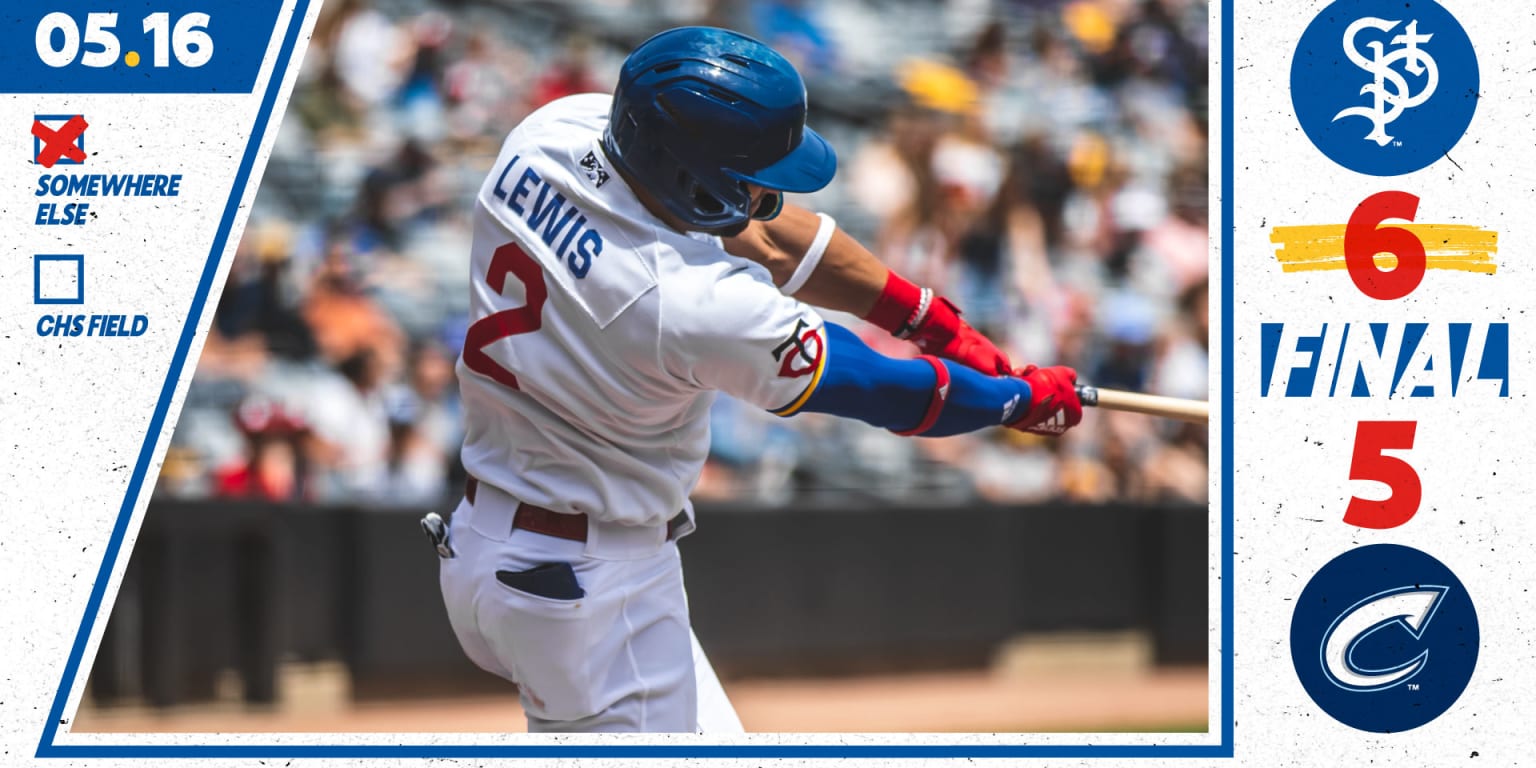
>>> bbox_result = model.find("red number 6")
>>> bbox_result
[463,242,547,391]
[1344,191,1425,301]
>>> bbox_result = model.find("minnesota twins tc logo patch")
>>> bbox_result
[1290,544,1478,732]
[1291,0,1478,176]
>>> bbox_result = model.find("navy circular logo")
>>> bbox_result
[1290,544,1478,732]
[1291,0,1479,176]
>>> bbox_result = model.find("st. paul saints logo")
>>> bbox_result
[1332,18,1436,147]
[1291,0,1478,176]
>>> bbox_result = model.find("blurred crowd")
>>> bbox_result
[156,0,1210,509]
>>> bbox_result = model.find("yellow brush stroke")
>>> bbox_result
[1270,224,1499,274]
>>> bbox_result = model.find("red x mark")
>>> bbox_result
[32,115,89,168]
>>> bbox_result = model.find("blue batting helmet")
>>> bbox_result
[601,27,837,233]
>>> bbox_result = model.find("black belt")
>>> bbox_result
[465,476,686,542]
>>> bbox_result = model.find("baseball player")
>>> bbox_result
[432,26,1083,733]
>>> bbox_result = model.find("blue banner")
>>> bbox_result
[0,0,283,93]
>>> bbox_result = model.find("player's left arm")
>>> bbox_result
[661,272,1078,437]
[723,204,1012,375]
[791,323,1081,438]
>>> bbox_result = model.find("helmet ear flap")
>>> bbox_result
[681,173,750,219]
[691,187,724,216]
[678,170,722,216]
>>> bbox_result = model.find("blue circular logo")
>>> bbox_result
[1290,544,1478,732]
[1291,0,1479,176]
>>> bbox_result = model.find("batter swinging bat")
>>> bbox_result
[1075,384,1209,424]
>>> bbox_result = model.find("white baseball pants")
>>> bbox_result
[438,496,744,733]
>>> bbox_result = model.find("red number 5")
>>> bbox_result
[1343,421,1420,529]
[463,242,547,391]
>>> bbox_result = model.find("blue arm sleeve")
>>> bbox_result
[796,323,1032,436]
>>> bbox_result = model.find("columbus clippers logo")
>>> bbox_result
[1320,585,1444,691]
[1333,19,1437,146]
[1290,545,1478,733]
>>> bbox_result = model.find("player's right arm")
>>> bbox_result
[722,203,1013,376]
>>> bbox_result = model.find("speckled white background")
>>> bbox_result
[1231,0,1532,765]
[0,0,324,764]
[21,0,1534,765]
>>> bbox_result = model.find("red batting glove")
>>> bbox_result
[865,273,1011,374]
[1007,365,1083,436]
[909,296,1011,375]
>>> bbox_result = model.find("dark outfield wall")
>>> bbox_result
[88,500,1207,705]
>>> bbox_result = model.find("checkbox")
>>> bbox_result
[33,114,87,167]
[34,254,84,305]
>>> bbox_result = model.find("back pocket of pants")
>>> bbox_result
[496,562,585,601]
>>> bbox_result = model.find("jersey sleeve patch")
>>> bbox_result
[769,319,828,416]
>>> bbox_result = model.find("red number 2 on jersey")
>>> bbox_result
[463,242,547,391]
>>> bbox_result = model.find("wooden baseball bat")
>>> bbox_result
[1075,384,1208,424]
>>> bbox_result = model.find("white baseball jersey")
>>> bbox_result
[457,94,827,527]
